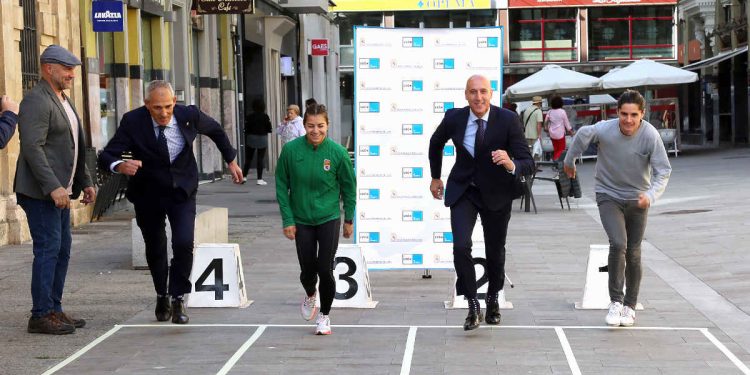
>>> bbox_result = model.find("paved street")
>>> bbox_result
[1,147,749,375]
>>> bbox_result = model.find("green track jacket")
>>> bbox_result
[275,136,356,227]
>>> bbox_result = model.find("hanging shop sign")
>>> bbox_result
[509,0,676,7]
[193,0,254,14]
[311,39,329,56]
[92,1,124,32]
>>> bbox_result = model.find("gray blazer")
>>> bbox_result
[14,79,93,200]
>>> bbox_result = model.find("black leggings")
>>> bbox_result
[295,219,340,315]
[242,146,266,179]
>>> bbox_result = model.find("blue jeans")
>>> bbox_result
[17,194,72,318]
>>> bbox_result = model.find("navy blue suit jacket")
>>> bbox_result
[429,105,533,211]
[98,105,237,203]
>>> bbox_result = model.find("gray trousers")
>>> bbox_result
[596,193,649,308]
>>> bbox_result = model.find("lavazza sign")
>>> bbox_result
[94,11,122,20]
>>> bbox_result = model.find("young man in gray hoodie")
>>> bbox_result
[564,89,671,327]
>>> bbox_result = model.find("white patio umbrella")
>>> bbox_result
[504,64,601,100]
[600,59,698,89]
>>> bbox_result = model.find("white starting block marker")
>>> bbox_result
[187,243,252,308]
[332,244,378,308]
[575,244,643,310]
[444,246,513,309]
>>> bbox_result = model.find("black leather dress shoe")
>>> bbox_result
[485,299,502,325]
[171,299,189,324]
[464,310,482,331]
[155,296,171,322]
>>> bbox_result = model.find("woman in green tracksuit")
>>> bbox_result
[275,103,356,335]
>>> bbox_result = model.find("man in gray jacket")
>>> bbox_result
[15,45,96,335]
[564,89,671,328]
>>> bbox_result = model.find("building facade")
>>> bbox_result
[680,0,749,146]
[331,0,681,142]
[0,0,243,246]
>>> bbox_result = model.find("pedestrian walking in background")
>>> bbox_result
[545,95,574,161]
[275,103,356,336]
[243,99,272,185]
[564,89,671,327]
[15,45,95,334]
[0,95,20,149]
[429,75,533,331]
[98,80,243,325]
[277,104,305,146]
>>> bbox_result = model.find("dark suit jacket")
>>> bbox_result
[14,80,92,200]
[97,105,237,203]
[429,105,534,211]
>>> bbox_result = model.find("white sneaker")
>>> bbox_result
[606,301,623,326]
[621,305,636,327]
[256,179,268,185]
[315,314,331,335]
[300,293,318,321]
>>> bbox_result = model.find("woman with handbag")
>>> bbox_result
[544,95,574,161]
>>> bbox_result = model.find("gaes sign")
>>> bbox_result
[311,39,329,56]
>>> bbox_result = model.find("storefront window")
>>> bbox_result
[509,8,577,63]
[337,12,384,46]
[589,6,674,61]
[97,32,117,142]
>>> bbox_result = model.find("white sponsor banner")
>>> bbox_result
[354,27,504,270]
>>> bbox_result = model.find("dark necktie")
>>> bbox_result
[157,126,170,163]
[474,118,485,156]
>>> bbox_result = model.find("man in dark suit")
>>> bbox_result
[15,45,96,335]
[429,75,533,330]
[98,80,243,324]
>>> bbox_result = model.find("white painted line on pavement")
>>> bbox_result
[216,325,266,375]
[117,323,708,330]
[700,328,750,375]
[42,325,123,375]
[400,326,418,375]
[555,327,581,375]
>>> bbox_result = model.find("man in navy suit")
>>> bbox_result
[429,75,533,330]
[98,80,243,324]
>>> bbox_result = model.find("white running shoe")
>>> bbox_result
[256,179,268,185]
[315,314,331,335]
[300,293,318,321]
[620,305,636,327]
[606,301,623,326]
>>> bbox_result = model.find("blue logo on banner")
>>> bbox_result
[359,58,380,69]
[359,188,380,200]
[359,232,380,243]
[403,37,424,48]
[402,167,424,178]
[433,232,454,243]
[443,145,455,156]
[434,102,455,113]
[477,37,500,48]
[359,102,380,113]
[491,80,499,92]
[402,124,424,135]
[92,1,124,32]
[402,210,424,222]
[434,58,456,69]
[402,254,424,265]
[402,80,423,92]
[359,145,380,156]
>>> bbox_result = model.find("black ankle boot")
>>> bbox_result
[485,294,501,325]
[464,298,482,331]
[155,296,172,322]
[171,297,189,324]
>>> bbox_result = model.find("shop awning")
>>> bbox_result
[683,46,748,71]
